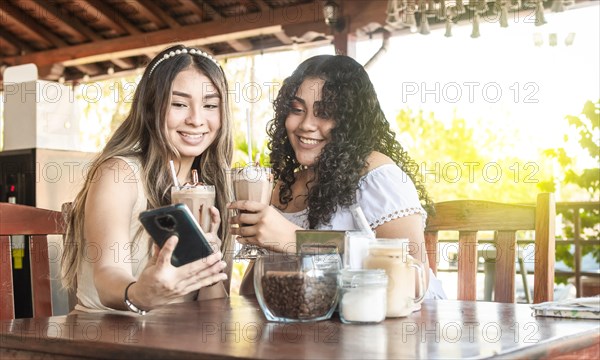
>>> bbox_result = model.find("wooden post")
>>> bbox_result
[332,18,356,58]
[574,209,581,297]
[494,231,517,303]
[424,232,439,275]
[534,193,556,303]
[458,231,478,301]
[0,235,15,320]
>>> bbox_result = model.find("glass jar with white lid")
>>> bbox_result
[338,269,388,324]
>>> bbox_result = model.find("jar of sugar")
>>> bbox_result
[338,269,388,324]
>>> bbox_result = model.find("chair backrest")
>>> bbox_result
[60,201,78,312]
[0,202,65,320]
[424,193,555,303]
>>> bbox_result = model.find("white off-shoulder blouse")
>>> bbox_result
[279,164,427,230]
[277,164,447,300]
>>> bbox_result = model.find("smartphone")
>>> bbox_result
[139,203,214,267]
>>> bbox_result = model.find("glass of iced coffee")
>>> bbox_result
[171,169,215,232]
[231,165,273,259]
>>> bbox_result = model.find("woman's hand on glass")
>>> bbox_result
[228,200,300,253]
[203,205,222,253]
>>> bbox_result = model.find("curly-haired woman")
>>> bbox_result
[230,54,445,298]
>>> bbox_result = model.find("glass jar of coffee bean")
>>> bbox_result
[254,253,341,322]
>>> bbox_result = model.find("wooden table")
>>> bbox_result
[1,297,598,359]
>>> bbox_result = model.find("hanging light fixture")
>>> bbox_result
[535,0,547,26]
[426,0,438,18]
[419,0,430,35]
[456,0,466,14]
[499,0,509,28]
[468,0,482,38]
[551,0,565,12]
[551,0,575,12]
[323,0,345,32]
[471,12,481,38]
[438,0,447,20]
[404,0,418,33]
[476,0,488,13]
[564,32,575,46]
[386,0,399,25]
[444,5,458,37]
[510,0,521,11]
[533,33,543,47]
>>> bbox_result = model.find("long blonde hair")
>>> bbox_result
[61,45,233,290]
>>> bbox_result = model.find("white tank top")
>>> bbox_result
[75,156,151,312]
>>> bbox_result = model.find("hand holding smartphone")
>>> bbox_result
[139,204,214,267]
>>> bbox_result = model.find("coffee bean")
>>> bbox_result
[261,270,337,320]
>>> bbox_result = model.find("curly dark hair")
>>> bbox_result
[267,55,433,229]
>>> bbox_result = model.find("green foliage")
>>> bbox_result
[541,100,599,197]
[232,134,269,167]
[394,109,548,203]
[76,76,137,151]
[540,100,600,283]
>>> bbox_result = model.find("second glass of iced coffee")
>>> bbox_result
[231,165,273,259]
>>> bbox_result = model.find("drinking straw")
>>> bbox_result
[191,169,199,184]
[169,160,180,188]
[246,109,252,165]
[350,204,375,237]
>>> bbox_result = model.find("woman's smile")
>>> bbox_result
[297,136,324,146]
[177,130,208,145]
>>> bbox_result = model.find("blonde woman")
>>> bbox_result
[62,45,234,313]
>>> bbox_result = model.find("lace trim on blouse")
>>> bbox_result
[369,206,428,229]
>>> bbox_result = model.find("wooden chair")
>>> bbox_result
[0,202,65,320]
[425,193,555,303]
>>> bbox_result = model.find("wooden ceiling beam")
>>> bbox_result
[342,0,388,34]
[254,0,271,12]
[0,1,66,47]
[128,0,181,28]
[110,58,136,69]
[0,28,34,53]
[38,63,65,81]
[177,0,224,20]
[282,21,330,40]
[227,39,253,52]
[178,0,205,20]
[273,31,293,45]
[281,1,388,42]
[179,0,251,55]
[3,2,324,68]
[192,0,223,20]
[32,0,101,41]
[83,0,141,35]
[74,63,103,76]
[187,1,251,53]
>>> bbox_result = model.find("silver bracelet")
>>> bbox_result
[124,281,148,315]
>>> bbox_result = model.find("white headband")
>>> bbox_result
[148,48,220,76]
